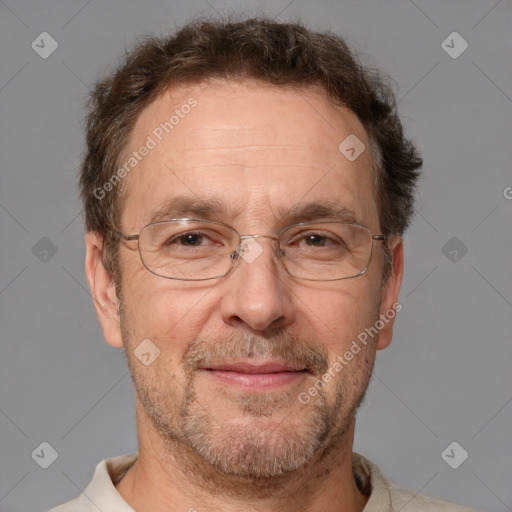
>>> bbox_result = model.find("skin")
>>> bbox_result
[85,79,403,512]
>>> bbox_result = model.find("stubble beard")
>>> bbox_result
[121,316,376,484]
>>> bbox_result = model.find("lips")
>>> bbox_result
[205,361,307,374]
[201,360,309,390]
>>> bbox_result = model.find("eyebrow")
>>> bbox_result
[145,195,362,227]
[274,201,361,226]
[146,196,232,224]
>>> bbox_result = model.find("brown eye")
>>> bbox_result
[173,232,206,246]
[302,233,331,246]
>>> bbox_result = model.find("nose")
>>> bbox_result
[218,236,296,333]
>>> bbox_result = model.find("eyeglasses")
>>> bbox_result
[115,218,388,281]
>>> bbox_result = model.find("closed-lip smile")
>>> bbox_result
[201,359,309,390]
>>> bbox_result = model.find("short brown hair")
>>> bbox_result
[81,16,422,282]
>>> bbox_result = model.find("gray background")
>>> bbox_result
[1,1,511,511]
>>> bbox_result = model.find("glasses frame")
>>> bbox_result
[114,218,388,282]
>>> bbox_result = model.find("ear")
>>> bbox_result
[85,232,124,348]
[376,235,404,351]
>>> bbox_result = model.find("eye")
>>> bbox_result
[300,233,334,247]
[165,230,221,248]
[143,222,235,256]
[292,231,341,248]
[172,232,208,247]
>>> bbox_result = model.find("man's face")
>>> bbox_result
[90,80,402,479]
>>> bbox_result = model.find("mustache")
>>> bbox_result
[182,330,329,376]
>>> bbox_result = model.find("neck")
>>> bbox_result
[115,401,368,512]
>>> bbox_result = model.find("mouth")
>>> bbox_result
[200,360,310,390]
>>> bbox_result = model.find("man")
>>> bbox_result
[51,17,476,512]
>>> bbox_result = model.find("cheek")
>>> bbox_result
[120,273,216,357]
[299,278,380,342]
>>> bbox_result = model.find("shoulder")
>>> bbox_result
[48,453,138,512]
[352,453,477,512]
[388,482,477,511]
[48,493,94,512]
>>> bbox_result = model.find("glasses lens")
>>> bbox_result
[138,220,238,280]
[279,223,373,280]
[135,220,375,281]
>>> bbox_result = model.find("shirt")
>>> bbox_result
[49,452,477,511]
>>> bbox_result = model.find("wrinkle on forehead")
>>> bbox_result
[120,81,379,232]
[180,127,271,150]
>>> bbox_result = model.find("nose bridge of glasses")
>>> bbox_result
[239,234,280,242]
[231,233,282,264]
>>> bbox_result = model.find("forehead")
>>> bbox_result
[120,79,378,231]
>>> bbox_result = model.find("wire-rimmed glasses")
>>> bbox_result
[115,218,388,281]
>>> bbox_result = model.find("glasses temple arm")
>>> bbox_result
[114,230,139,241]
